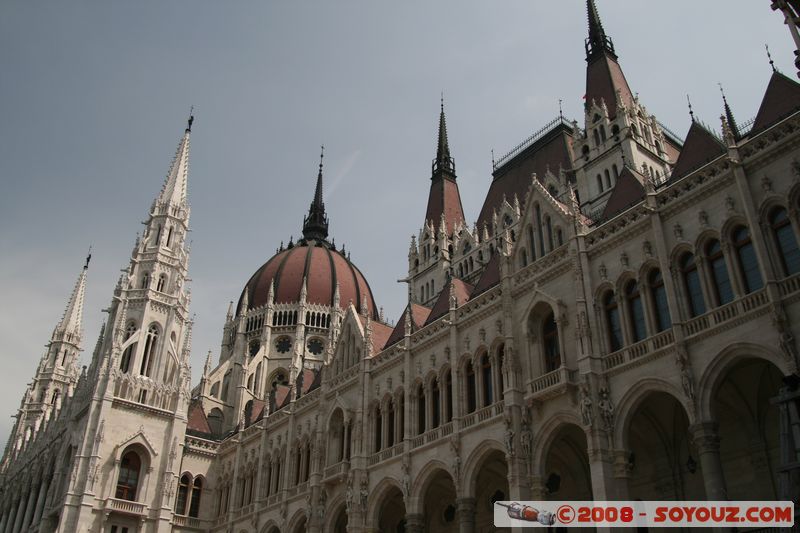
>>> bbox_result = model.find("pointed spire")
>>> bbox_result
[55,252,90,340]
[719,83,741,140]
[301,146,330,242]
[687,94,696,123]
[433,95,455,178]
[157,113,193,208]
[766,44,777,73]
[586,0,615,61]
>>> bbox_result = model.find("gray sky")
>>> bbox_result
[0,0,793,445]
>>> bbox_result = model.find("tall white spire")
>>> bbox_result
[156,114,193,208]
[54,251,90,342]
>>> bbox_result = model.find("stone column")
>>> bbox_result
[19,484,38,532]
[405,513,425,533]
[3,498,17,533]
[11,490,26,533]
[0,499,9,533]
[690,422,728,500]
[457,497,476,533]
[32,476,51,527]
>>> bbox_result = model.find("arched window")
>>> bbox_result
[527,225,536,262]
[625,280,647,342]
[481,354,493,407]
[520,249,528,268]
[535,205,545,257]
[51,389,61,406]
[596,174,604,193]
[431,380,441,429]
[612,164,619,178]
[60,348,69,366]
[732,227,763,293]
[680,253,706,317]
[156,274,166,292]
[416,384,426,435]
[141,272,150,289]
[444,369,453,422]
[374,405,382,452]
[649,270,671,332]
[604,169,611,189]
[154,225,162,246]
[115,451,142,501]
[546,216,554,251]
[189,477,203,517]
[387,400,395,446]
[166,226,174,247]
[139,325,159,377]
[542,312,560,372]
[600,125,607,142]
[466,361,476,413]
[175,474,191,514]
[604,291,623,352]
[120,323,137,373]
[707,240,734,305]
[593,129,600,147]
[770,207,800,276]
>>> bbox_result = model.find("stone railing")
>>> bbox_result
[460,401,504,430]
[172,515,205,529]
[323,461,348,480]
[105,498,147,516]
[112,372,179,412]
[685,289,768,339]
[779,272,800,298]
[603,329,675,371]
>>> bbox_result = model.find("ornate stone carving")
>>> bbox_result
[579,383,593,426]
[598,387,614,431]
[504,414,515,457]
[673,223,683,240]
[675,345,696,401]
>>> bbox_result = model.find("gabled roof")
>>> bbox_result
[669,121,726,180]
[274,384,291,410]
[425,278,474,326]
[479,124,575,229]
[751,71,800,134]
[357,315,394,355]
[301,367,321,394]
[186,400,213,436]
[383,303,432,349]
[470,254,501,298]
[601,166,645,220]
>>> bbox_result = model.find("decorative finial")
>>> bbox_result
[441,91,444,113]
[84,245,92,269]
[491,149,495,169]
[687,94,695,123]
[558,98,564,119]
[186,105,195,132]
[766,44,777,73]
[319,145,324,173]
[718,83,727,105]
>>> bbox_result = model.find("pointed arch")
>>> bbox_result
[613,378,693,450]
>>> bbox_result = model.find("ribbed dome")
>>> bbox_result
[238,242,379,319]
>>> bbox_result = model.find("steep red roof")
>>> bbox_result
[383,303,432,349]
[670,121,726,180]
[751,71,800,134]
[585,52,634,120]
[425,176,466,235]
[275,384,291,410]
[237,243,379,320]
[601,167,645,220]
[478,124,575,229]
[245,400,265,427]
[425,278,474,325]
[357,315,394,355]
[187,401,213,435]
[301,368,320,394]
[470,254,501,297]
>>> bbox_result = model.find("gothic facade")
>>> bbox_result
[2,2,800,533]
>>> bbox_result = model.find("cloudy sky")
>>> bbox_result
[0,0,793,445]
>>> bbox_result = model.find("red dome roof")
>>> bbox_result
[238,243,378,319]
